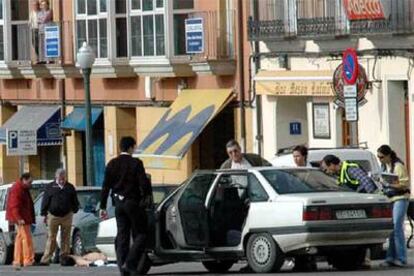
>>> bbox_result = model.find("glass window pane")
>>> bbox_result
[248,174,268,202]
[87,19,98,57]
[116,18,128,57]
[155,15,164,55]
[156,0,163,8]
[99,18,107,58]
[143,0,153,11]
[11,0,29,21]
[115,0,126,13]
[77,0,86,14]
[143,15,154,56]
[131,16,142,56]
[12,24,30,60]
[173,14,187,55]
[0,26,3,60]
[173,0,194,10]
[87,0,97,15]
[131,0,141,10]
[76,20,87,51]
[100,0,107,12]
[0,0,3,19]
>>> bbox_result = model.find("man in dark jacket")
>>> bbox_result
[6,173,35,268]
[99,136,151,276]
[220,139,271,169]
[39,168,79,265]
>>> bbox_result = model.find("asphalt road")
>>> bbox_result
[0,259,413,276]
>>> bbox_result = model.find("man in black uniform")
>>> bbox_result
[99,136,151,275]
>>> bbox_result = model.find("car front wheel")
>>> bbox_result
[0,232,12,265]
[202,260,234,273]
[246,233,284,273]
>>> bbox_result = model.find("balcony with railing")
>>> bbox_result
[1,20,78,78]
[248,0,414,41]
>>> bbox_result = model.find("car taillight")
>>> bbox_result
[370,205,392,218]
[303,206,333,221]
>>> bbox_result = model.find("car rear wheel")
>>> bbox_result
[0,232,12,265]
[72,230,85,256]
[202,260,234,273]
[329,247,366,271]
[246,233,284,273]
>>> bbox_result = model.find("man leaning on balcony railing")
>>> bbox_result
[31,0,53,64]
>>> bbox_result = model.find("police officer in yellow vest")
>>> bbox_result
[322,155,377,193]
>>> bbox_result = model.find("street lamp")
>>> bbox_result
[77,42,95,186]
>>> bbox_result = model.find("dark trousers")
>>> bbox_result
[114,198,147,273]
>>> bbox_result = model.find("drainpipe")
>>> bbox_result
[58,1,67,169]
[250,0,263,156]
[237,0,247,152]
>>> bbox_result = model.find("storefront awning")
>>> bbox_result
[134,89,234,168]
[0,106,62,146]
[61,107,103,131]
[255,70,334,96]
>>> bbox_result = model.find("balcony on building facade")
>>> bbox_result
[248,0,414,41]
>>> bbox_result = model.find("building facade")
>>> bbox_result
[0,0,253,186]
[249,0,414,191]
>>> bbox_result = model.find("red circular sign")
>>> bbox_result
[342,48,359,85]
[333,63,368,106]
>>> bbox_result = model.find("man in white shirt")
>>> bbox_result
[220,140,270,169]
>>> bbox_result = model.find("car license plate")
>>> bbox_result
[336,209,366,219]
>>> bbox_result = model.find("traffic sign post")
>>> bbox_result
[185,18,204,54]
[6,129,37,156]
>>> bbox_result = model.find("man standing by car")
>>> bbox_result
[99,136,151,276]
[39,168,79,265]
[220,139,271,169]
[321,155,378,193]
[6,173,35,268]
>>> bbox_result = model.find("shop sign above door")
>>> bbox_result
[343,0,385,20]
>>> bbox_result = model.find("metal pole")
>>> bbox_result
[83,68,95,186]
[238,0,246,151]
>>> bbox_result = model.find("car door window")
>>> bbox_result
[178,173,216,246]
[34,195,43,216]
[248,174,269,202]
[0,189,6,211]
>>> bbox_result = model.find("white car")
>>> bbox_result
[98,168,392,273]
[0,180,51,264]
[271,148,381,178]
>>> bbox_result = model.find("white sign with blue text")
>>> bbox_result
[45,25,60,58]
[185,18,204,54]
[6,129,37,156]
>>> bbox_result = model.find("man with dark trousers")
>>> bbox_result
[99,136,151,276]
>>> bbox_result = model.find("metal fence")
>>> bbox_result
[249,0,414,40]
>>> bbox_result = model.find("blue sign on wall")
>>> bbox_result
[290,122,301,135]
[45,25,60,58]
[185,18,204,54]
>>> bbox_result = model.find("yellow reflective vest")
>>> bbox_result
[338,161,360,190]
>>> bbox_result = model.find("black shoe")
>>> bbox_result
[122,264,138,276]
[35,262,50,266]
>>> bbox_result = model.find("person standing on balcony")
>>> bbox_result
[37,0,53,63]
[5,173,35,269]
[29,0,40,61]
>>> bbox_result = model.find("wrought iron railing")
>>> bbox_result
[248,0,414,41]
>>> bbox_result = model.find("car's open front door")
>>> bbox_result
[166,172,217,249]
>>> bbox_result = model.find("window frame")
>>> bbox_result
[128,0,166,58]
[75,0,109,60]
[0,0,4,62]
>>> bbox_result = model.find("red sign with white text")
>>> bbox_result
[343,0,385,20]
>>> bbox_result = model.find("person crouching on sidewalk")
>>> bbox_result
[6,173,35,268]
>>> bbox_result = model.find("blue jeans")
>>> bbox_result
[386,199,409,264]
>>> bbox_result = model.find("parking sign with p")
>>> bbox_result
[7,130,18,149]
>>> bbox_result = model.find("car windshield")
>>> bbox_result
[261,169,350,194]
[77,190,101,212]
